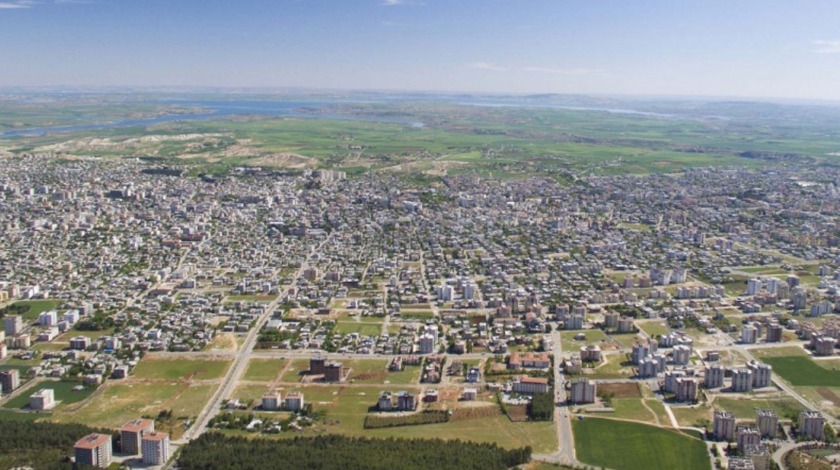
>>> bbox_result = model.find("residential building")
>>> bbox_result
[799,411,825,440]
[736,426,761,452]
[748,361,772,388]
[508,352,550,369]
[755,409,778,439]
[675,377,698,402]
[285,391,305,411]
[731,368,753,393]
[324,361,345,382]
[4,315,22,336]
[69,336,91,350]
[141,432,170,465]
[569,378,596,404]
[0,369,20,394]
[512,376,549,394]
[705,364,724,389]
[713,411,736,441]
[672,344,691,365]
[120,418,155,455]
[30,388,55,410]
[261,390,282,411]
[74,433,112,468]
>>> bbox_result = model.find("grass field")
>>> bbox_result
[132,357,232,381]
[2,300,61,320]
[280,359,310,383]
[714,397,805,420]
[242,358,286,382]
[560,329,609,346]
[761,356,840,386]
[750,346,808,358]
[573,418,709,470]
[2,380,95,410]
[587,353,634,380]
[671,404,713,427]
[344,359,390,384]
[52,382,215,429]
[638,321,669,338]
[383,365,421,385]
[333,321,383,337]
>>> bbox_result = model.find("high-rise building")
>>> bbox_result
[765,323,783,343]
[675,378,698,402]
[748,361,772,388]
[705,364,725,389]
[74,434,112,468]
[262,390,282,410]
[713,411,736,441]
[4,315,22,336]
[0,369,20,394]
[755,409,778,439]
[672,344,691,365]
[732,368,754,393]
[736,426,761,452]
[285,391,305,411]
[799,411,825,440]
[120,418,155,455]
[741,324,758,344]
[569,378,596,404]
[141,432,170,465]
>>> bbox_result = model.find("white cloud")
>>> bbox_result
[523,66,592,76]
[0,1,36,9]
[813,39,840,54]
[468,62,507,72]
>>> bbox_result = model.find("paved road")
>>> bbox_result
[537,328,577,466]
[178,235,333,444]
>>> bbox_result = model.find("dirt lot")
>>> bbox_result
[598,382,641,398]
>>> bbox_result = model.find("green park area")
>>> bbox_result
[131,356,232,381]
[573,418,708,470]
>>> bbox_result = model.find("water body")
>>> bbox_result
[0,98,425,138]
[0,96,699,138]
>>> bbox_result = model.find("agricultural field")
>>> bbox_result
[573,418,709,470]
[760,356,840,386]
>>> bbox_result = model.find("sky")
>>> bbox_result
[1,0,840,100]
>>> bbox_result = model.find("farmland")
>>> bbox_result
[760,356,840,387]
[573,418,709,470]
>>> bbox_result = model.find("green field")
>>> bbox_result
[573,418,709,470]
[560,329,610,346]
[280,359,310,383]
[242,358,286,382]
[333,321,384,337]
[52,382,216,429]
[2,380,96,410]
[638,321,669,338]
[714,397,805,420]
[132,357,232,381]
[761,356,840,386]
[1,300,60,321]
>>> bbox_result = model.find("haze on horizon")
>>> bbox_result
[1,0,840,102]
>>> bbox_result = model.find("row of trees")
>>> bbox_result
[363,410,449,429]
[0,421,117,470]
[178,433,532,470]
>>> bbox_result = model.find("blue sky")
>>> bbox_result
[1,0,839,100]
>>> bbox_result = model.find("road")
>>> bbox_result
[178,234,333,444]
[534,328,577,466]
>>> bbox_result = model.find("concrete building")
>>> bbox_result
[705,364,724,389]
[120,418,155,455]
[4,315,22,336]
[261,390,282,410]
[736,426,761,452]
[731,368,754,393]
[672,344,691,365]
[0,369,20,394]
[799,411,825,440]
[748,361,772,388]
[569,378,596,404]
[285,391,305,411]
[512,376,549,394]
[324,361,346,382]
[29,388,55,410]
[74,433,112,468]
[755,409,778,439]
[728,458,756,470]
[743,445,771,470]
[741,324,758,344]
[765,323,783,343]
[309,354,326,375]
[713,411,736,441]
[418,333,436,354]
[69,336,91,350]
[141,432,170,465]
[675,377,698,402]
[814,336,836,356]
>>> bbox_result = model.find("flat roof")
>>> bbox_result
[75,433,110,450]
[121,418,154,433]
